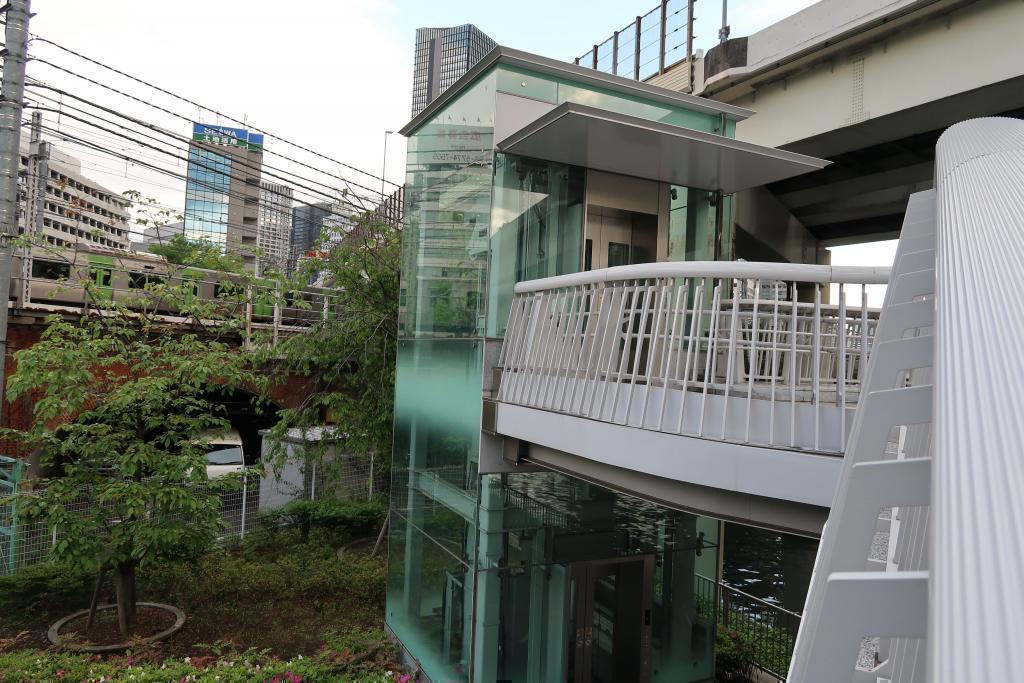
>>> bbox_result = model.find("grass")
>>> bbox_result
[0,502,403,682]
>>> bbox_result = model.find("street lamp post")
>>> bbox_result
[381,130,394,203]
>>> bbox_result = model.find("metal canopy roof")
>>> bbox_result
[496,102,831,193]
[399,46,753,137]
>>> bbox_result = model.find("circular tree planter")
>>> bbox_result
[337,536,380,560]
[48,602,186,653]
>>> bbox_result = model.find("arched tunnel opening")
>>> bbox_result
[202,387,281,467]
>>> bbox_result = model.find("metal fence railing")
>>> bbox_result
[497,262,890,454]
[697,573,801,681]
[0,455,378,576]
[575,0,692,82]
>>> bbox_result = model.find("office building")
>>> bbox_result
[256,181,293,275]
[410,24,496,118]
[18,143,131,250]
[132,221,185,251]
[183,123,264,271]
[290,201,352,274]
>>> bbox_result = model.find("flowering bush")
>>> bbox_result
[715,624,755,682]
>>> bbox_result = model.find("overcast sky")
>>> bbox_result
[28,0,822,215]
[27,1,899,273]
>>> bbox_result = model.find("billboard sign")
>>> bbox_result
[192,123,264,151]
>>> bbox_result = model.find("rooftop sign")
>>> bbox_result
[192,123,264,151]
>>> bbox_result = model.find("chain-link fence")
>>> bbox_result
[0,451,379,576]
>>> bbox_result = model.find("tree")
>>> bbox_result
[3,268,260,637]
[263,214,400,483]
[122,190,244,273]
[149,234,245,274]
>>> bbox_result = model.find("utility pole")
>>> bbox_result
[0,0,32,426]
[22,110,48,304]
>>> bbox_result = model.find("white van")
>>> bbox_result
[201,429,245,479]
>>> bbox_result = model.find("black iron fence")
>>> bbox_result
[697,574,802,680]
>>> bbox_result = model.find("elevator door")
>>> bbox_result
[584,205,658,271]
[567,556,654,683]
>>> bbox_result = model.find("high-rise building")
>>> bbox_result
[18,142,131,250]
[184,123,264,271]
[132,221,184,251]
[410,24,496,118]
[290,202,331,272]
[289,201,351,274]
[256,181,293,275]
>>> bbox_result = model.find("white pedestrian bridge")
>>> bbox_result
[490,258,889,535]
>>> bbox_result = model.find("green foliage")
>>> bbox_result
[1,263,263,625]
[149,233,245,273]
[263,215,400,483]
[0,562,92,612]
[0,642,406,682]
[259,499,386,543]
[715,624,756,682]
[1,526,394,677]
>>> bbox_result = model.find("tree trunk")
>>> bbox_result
[113,564,136,638]
[86,564,107,630]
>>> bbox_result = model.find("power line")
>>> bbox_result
[23,63,385,209]
[27,121,368,254]
[31,35,401,189]
[27,46,399,200]
[24,88,379,213]
[25,105,373,222]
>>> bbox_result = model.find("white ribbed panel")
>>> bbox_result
[932,118,1024,682]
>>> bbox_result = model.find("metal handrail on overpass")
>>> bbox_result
[498,261,890,454]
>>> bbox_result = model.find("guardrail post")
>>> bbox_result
[612,30,619,75]
[658,0,668,74]
[634,15,642,80]
[240,471,248,539]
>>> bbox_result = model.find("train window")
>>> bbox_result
[90,267,113,288]
[129,272,147,289]
[31,259,71,280]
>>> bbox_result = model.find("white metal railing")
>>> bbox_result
[497,262,889,453]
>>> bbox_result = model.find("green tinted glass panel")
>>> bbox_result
[400,70,496,339]
[391,339,482,501]
[487,153,585,337]
[495,65,558,103]
[668,187,733,262]
[386,511,473,683]
[493,66,724,134]
[607,241,630,267]
[486,470,720,682]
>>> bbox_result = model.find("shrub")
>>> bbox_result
[259,499,386,542]
[0,562,92,613]
[716,624,755,682]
